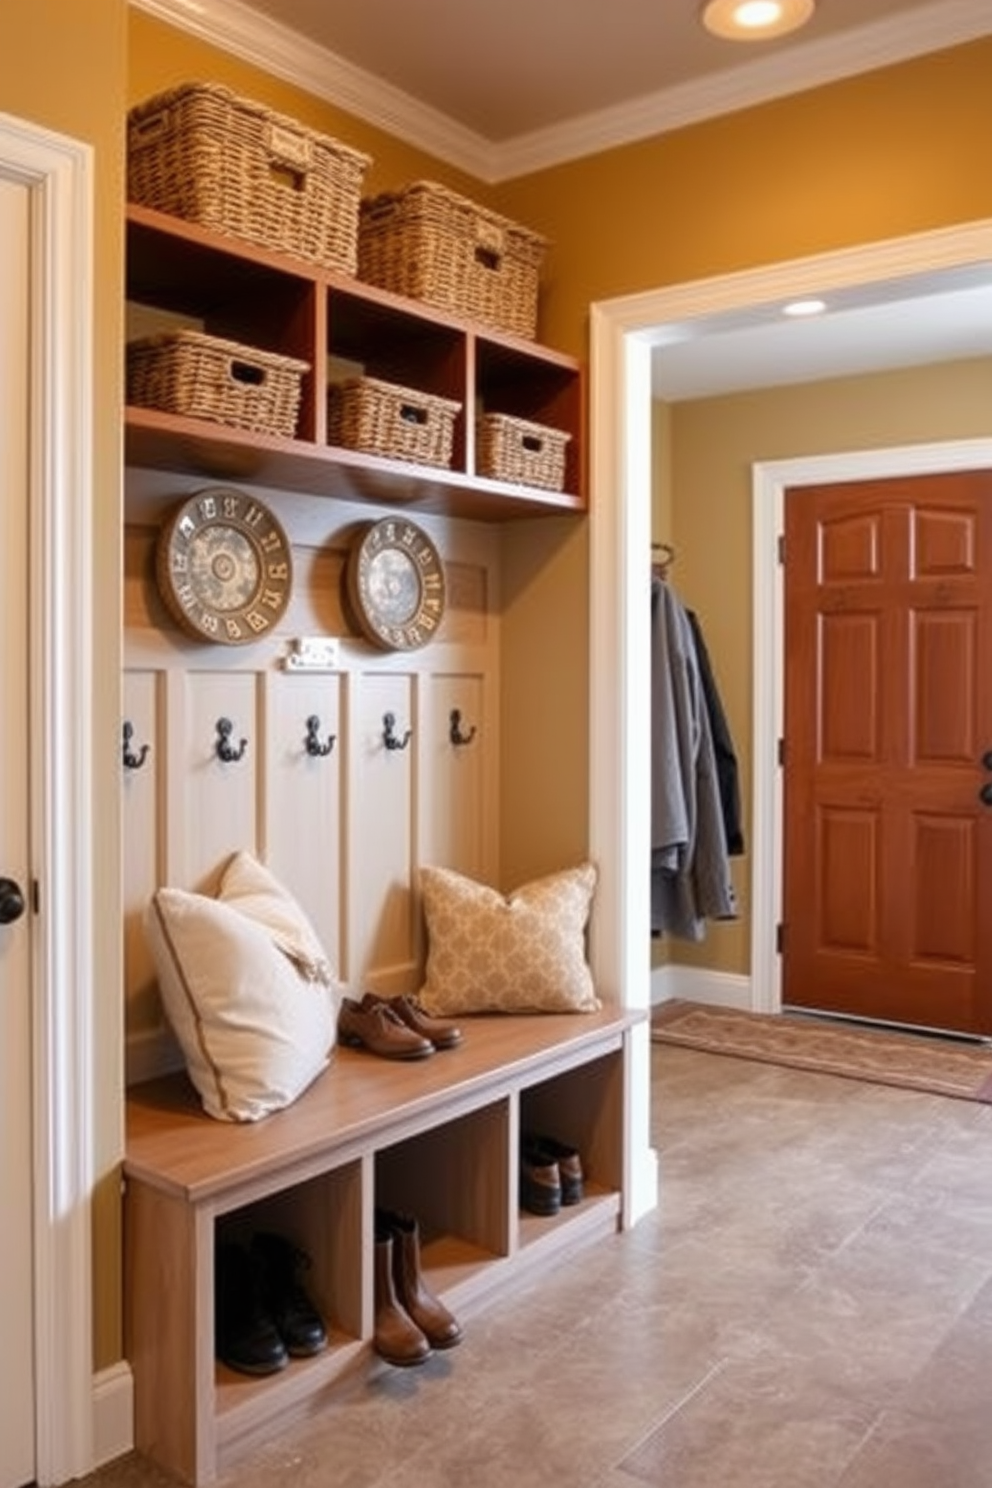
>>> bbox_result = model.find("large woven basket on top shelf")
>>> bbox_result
[477,413,571,492]
[127,82,371,273]
[358,181,547,340]
[328,376,462,469]
[127,329,310,439]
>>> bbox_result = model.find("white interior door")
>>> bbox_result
[0,173,37,1488]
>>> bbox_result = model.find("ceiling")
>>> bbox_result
[138,0,992,396]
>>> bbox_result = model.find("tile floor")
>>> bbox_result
[84,1041,992,1488]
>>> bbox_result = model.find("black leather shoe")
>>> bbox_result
[252,1232,328,1357]
[525,1132,584,1205]
[519,1137,562,1216]
[215,1242,288,1376]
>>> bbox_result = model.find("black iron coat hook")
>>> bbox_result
[122,720,150,771]
[449,708,477,747]
[215,717,248,763]
[305,715,336,757]
[382,711,412,751]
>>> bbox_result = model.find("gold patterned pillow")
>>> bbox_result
[417,863,600,1016]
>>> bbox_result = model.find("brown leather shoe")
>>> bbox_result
[338,996,434,1059]
[366,993,463,1050]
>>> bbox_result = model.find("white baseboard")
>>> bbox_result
[93,1361,133,1469]
[650,963,752,1011]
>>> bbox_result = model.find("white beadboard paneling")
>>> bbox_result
[182,670,260,890]
[346,670,417,994]
[265,669,343,974]
[419,672,491,882]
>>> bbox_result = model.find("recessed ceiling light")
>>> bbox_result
[701,0,816,41]
[782,298,828,317]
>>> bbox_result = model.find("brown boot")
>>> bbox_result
[381,1210,463,1350]
[373,1228,431,1367]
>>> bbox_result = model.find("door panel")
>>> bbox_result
[0,175,36,1488]
[783,471,992,1035]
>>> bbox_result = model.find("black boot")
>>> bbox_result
[251,1232,328,1357]
[215,1241,288,1376]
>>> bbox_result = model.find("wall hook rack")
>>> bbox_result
[122,720,150,771]
[305,715,336,757]
[215,717,248,763]
[382,711,412,751]
[449,708,477,747]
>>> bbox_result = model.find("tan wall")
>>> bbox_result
[4,0,127,1373]
[663,354,992,977]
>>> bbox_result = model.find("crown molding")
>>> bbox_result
[130,0,499,179]
[501,0,992,178]
[130,0,992,184]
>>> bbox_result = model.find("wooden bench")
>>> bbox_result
[124,1005,640,1484]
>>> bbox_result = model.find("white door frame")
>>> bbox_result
[588,217,992,1203]
[0,112,96,1485]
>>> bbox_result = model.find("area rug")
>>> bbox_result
[651,1001,992,1103]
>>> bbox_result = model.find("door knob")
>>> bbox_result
[982,750,992,771]
[980,784,992,808]
[0,877,26,925]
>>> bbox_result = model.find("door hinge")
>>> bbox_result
[777,534,785,565]
[32,879,40,914]
[777,737,785,767]
[776,922,785,954]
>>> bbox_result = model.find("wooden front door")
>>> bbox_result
[782,470,992,1036]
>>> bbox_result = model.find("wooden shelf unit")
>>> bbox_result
[125,204,585,521]
[124,1008,640,1485]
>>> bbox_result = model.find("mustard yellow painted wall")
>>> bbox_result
[664,354,992,978]
[4,0,127,1374]
[496,41,992,357]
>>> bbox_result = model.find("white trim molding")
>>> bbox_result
[128,0,992,182]
[0,111,97,1485]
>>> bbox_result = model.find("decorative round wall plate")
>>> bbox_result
[156,487,293,645]
[346,517,446,651]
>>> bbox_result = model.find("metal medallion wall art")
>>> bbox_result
[346,517,446,652]
[156,487,293,645]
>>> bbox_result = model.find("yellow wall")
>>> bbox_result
[7,2,992,1384]
[496,41,992,356]
[4,0,127,1372]
[663,354,992,977]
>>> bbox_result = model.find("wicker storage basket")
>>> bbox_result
[127,82,371,273]
[358,181,547,340]
[328,376,462,469]
[477,413,571,491]
[127,329,310,438]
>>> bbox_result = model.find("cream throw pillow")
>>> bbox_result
[145,850,339,1122]
[417,863,600,1016]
